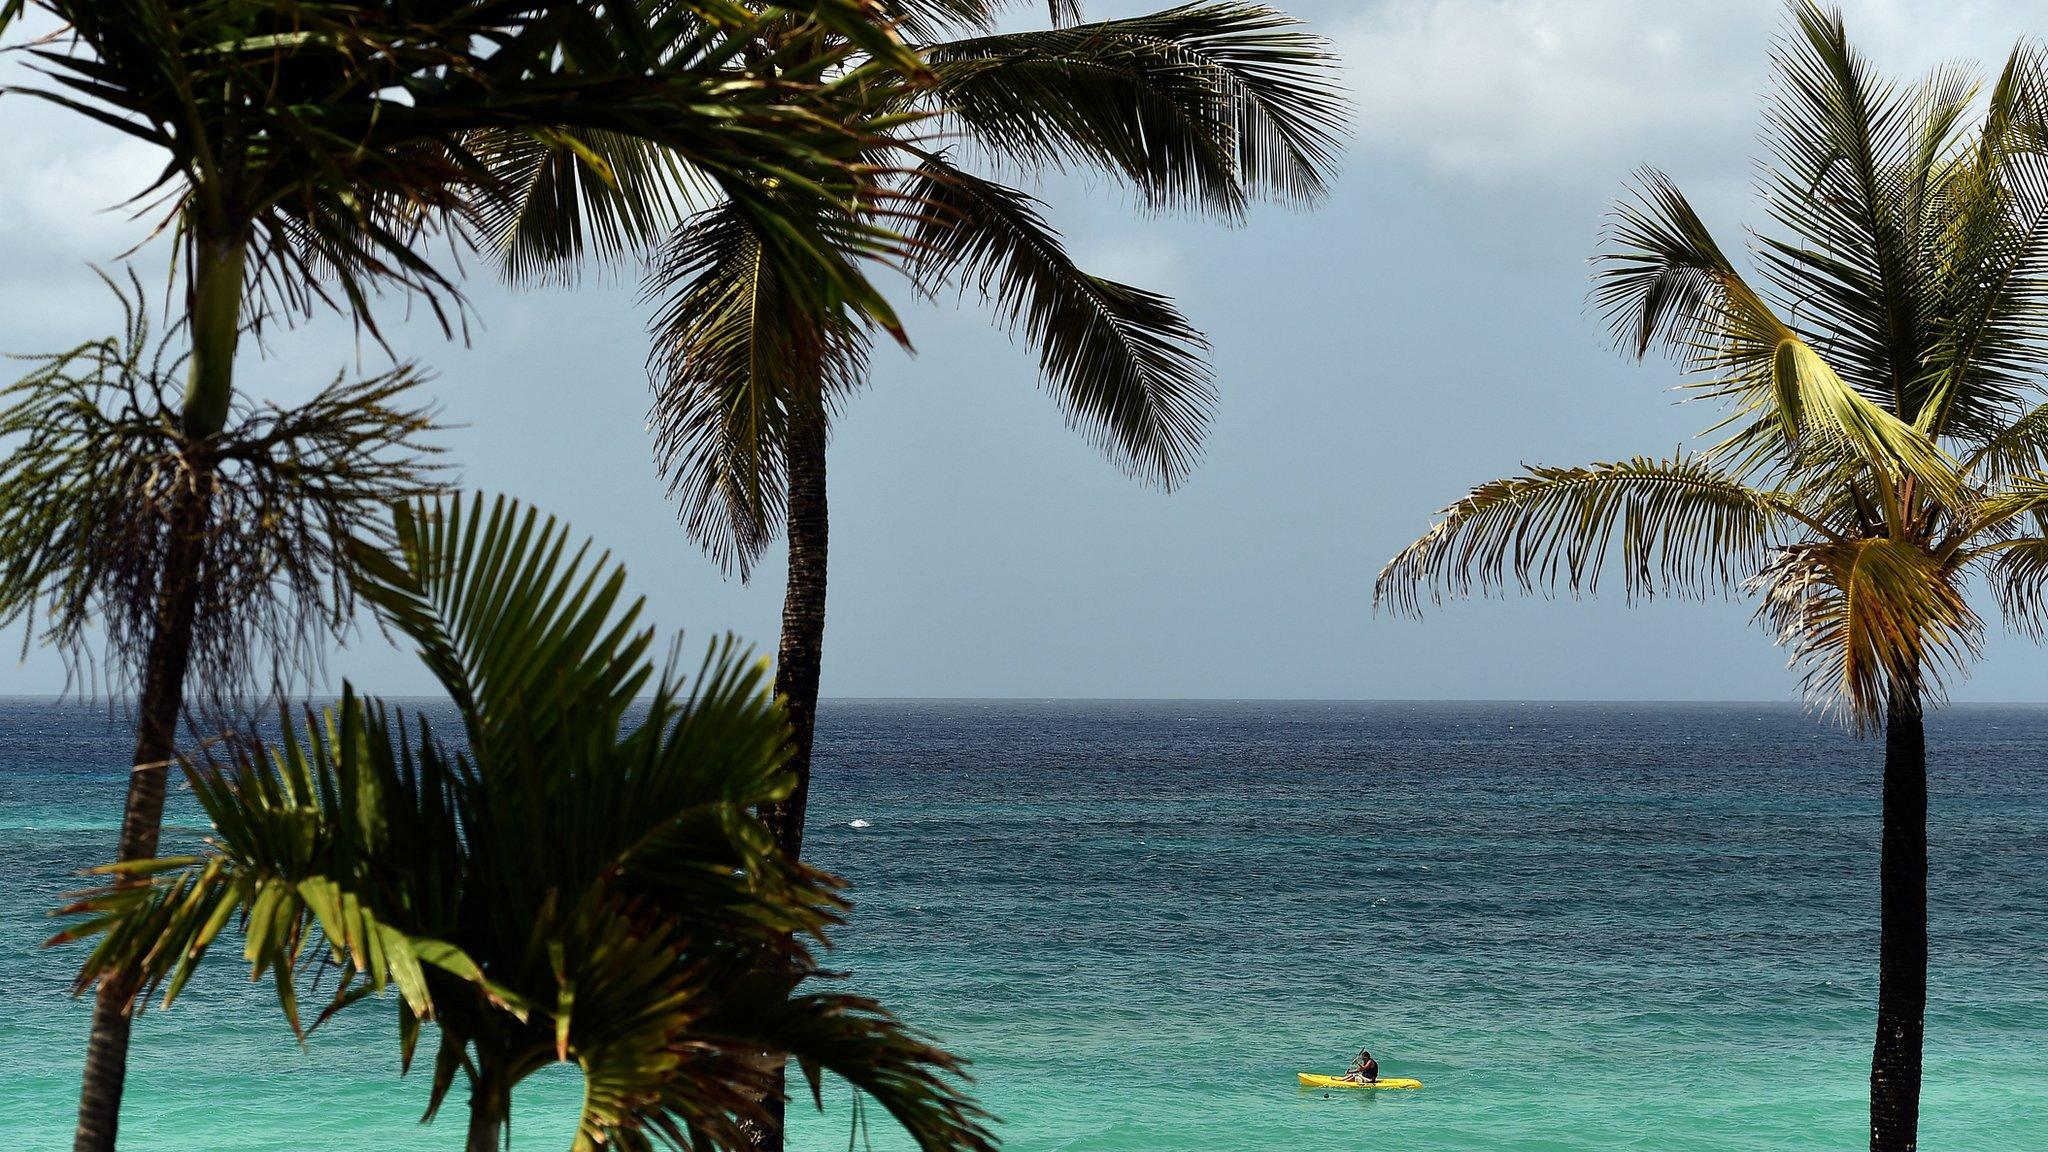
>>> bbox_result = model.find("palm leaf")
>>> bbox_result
[1976,535,2048,638]
[1753,1,1946,413]
[903,156,1214,487]
[478,129,718,285]
[1596,167,1965,510]
[1752,537,1979,726]
[923,2,1345,213]
[1963,400,2048,483]
[347,494,657,768]
[53,493,993,1150]
[53,692,483,1032]
[644,204,873,576]
[1915,45,2048,444]
[1375,455,1812,616]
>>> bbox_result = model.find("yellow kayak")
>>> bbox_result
[1298,1073,1423,1091]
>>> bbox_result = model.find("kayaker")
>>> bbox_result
[1344,1048,1379,1083]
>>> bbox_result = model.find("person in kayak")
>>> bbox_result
[1344,1048,1379,1083]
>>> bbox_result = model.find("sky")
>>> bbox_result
[6,0,2048,702]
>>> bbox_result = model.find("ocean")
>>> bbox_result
[1,699,2043,1150]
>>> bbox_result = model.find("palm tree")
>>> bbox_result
[0,4,935,1144]
[494,0,1345,857]
[0,275,445,703]
[51,494,996,1152]
[0,277,449,1147]
[1374,7,2048,1149]
[483,9,1342,1143]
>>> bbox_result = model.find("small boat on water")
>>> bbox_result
[1297,1072,1424,1090]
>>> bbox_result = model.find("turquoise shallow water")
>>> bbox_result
[2,699,2044,1150]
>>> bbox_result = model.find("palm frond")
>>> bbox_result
[878,0,1004,40]
[0,274,445,702]
[1752,537,1979,727]
[346,494,655,767]
[1596,167,1965,510]
[1375,455,1807,617]
[1753,2,1946,413]
[476,129,718,285]
[1950,475,2048,543]
[1914,44,2048,444]
[52,692,483,1032]
[1976,535,2048,638]
[1595,168,1753,362]
[53,493,993,1151]
[728,987,995,1152]
[1769,336,1967,509]
[923,2,1346,214]
[904,156,1213,487]
[1963,400,2048,483]
[644,204,873,577]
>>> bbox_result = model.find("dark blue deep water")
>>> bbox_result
[2,700,2044,1149]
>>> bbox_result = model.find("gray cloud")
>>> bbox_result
[5,1,2048,703]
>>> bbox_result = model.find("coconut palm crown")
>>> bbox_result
[1375,6,2048,1151]
[486,0,1345,862]
[635,1,1347,572]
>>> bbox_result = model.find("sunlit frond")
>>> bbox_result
[1752,537,1979,728]
[1596,167,1965,510]
[1767,336,1966,508]
[1375,455,1808,617]
[53,495,994,1151]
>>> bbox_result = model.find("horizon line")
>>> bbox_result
[4,694,2047,707]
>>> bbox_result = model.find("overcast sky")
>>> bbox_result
[6,0,2048,702]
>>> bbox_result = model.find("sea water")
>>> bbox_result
[1,700,2042,1150]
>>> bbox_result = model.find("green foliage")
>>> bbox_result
[1375,455,1805,615]
[1376,1,2048,728]
[0,275,443,701]
[646,202,874,572]
[922,2,1346,212]
[586,2,1345,575]
[0,0,933,344]
[53,494,995,1152]
[901,156,1214,487]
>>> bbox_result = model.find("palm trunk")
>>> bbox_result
[1870,688,1927,1152]
[767,401,828,859]
[74,225,241,1152]
[751,402,829,1152]
[466,1069,510,1152]
[72,467,211,1152]
[179,232,245,438]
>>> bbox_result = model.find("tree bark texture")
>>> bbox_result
[1869,690,1927,1152]
[73,467,211,1152]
